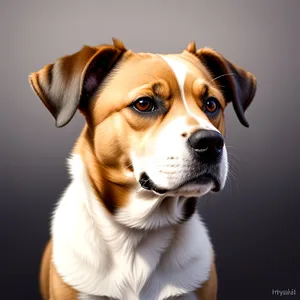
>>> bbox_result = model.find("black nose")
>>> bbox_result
[188,130,224,162]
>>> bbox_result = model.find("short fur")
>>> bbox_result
[29,39,256,300]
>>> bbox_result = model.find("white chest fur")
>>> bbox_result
[51,155,213,300]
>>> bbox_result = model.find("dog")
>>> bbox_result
[29,38,256,300]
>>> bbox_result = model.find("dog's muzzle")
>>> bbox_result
[138,130,225,195]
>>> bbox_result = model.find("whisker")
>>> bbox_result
[226,173,232,197]
[208,72,236,85]
[227,153,240,163]
[227,168,239,196]
[226,148,241,196]
[228,161,240,177]
[225,145,238,149]
[124,163,134,171]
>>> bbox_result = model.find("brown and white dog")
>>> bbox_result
[29,39,256,300]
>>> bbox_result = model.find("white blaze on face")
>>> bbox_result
[160,55,220,132]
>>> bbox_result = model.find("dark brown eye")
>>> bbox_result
[204,97,220,114]
[133,97,155,112]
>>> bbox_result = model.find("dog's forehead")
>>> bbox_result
[113,51,213,91]
[159,52,211,79]
[92,51,224,127]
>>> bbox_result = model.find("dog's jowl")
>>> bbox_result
[29,39,256,300]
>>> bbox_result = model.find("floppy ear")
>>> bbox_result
[195,47,257,127]
[29,39,126,127]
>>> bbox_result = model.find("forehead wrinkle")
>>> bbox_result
[128,82,157,100]
[200,83,209,99]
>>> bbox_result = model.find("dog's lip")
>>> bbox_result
[175,174,220,192]
[139,172,220,195]
[139,173,168,194]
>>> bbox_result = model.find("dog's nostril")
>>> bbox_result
[216,139,224,151]
[195,140,209,152]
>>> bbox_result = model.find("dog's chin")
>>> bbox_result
[139,172,221,197]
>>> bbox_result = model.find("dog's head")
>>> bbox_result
[29,39,256,229]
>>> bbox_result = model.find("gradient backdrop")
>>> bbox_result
[1,0,299,299]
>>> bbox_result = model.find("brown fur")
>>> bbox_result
[39,241,51,300]
[40,241,78,300]
[195,260,218,300]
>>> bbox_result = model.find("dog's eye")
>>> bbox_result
[204,97,220,115]
[132,97,155,112]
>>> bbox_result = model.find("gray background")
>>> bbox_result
[1,0,299,299]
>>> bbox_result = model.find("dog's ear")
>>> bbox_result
[194,47,257,127]
[29,38,126,127]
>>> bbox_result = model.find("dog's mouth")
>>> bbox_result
[139,172,221,195]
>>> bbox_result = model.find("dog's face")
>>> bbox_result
[93,52,228,194]
[29,39,256,229]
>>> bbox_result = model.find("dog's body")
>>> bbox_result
[29,39,256,300]
[40,152,217,300]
